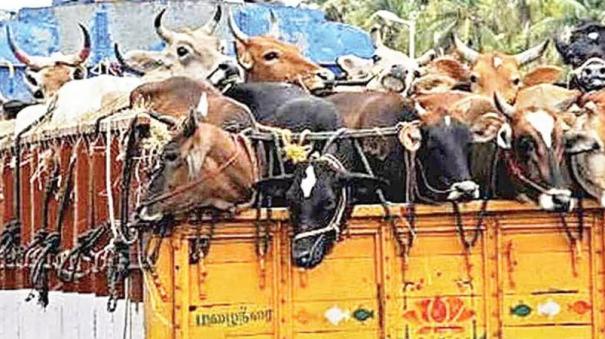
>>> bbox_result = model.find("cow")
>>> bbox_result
[453,35,555,103]
[555,21,605,68]
[564,91,605,206]
[227,10,335,93]
[327,91,502,202]
[335,26,436,94]
[6,24,91,102]
[479,93,579,211]
[115,6,240,85]
[129,76,255,131]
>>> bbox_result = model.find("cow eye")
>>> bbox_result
[177,46,190,58]
[512,78,521,86]
[163,151,179,162]
[72,68,84,80]
[263,51,279,61]
[470,74,478,83]
[25,73,38,86]
[372,55,382,63]
[324,199,337,211]
[517,137,534,152]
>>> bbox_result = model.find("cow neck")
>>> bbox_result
[293,154,348,242]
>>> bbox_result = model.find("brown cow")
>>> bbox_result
[489,93,577,211]
[453,35,558,103]
[129,76,255,131]
[7,24,91,102]
[228,10,334,92]
[137,94,259,220]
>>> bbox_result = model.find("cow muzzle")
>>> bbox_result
[539,189,576,212]
[310,68,336,93]
[292,232,331,269]
[575,58,605,91]
[136,205,164,222]
[207,60,242,90]
[447,181,480,201]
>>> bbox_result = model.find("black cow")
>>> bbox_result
[556,21,605,92]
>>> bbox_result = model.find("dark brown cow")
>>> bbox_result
[137,94,258,220]
[130,76,255,131]
[228,11,334,92]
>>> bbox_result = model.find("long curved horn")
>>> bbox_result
[154,9,176,44]
[114,44,146,76]
[268,10,280,38]
[199,5,222,35]
[228,9,249,42]
[453,34,479,63]
[6,26,42,70]
[514,40,549,66]
[71,23,91,65]
[493,92,515,120]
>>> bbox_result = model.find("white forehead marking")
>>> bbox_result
[589,32,600,41]
[300,165,317,198]
[493,56,503,68]
[526,110,555,149]
[444,115,451,127]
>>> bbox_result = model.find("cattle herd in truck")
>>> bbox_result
[1,4,605,304]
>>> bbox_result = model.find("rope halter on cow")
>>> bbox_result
[292,153,349,245]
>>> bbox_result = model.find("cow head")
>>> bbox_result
[555,22,605,68]
[228,10,334,93]
[115,6,240,86]
[138,94,254,220]
[494,93,576,211]
[410,101,503,201]
[7,24,90,102]
[255,154,385,269]
[454,35,549,103]
[335,27,436,93]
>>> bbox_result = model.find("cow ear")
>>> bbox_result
[339,172,388,194]
[471,112,504,143]
[336,55,371,79]
[522,65,563,87]
[235,41,253,70]
[564,130,602,154]
[254,175,294,198]
[496,123,513,149]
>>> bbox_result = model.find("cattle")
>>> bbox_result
[6,24,91,102]
[555,21,605,68]
[453,35,553,103]
[335,26,436,94]
[227,10,335,93]
[483,93,578,211]
[115,6,240,86]
[328,91,502,202]
[564,92,605,206]
[129,76,255,131]
[138,94,259,220]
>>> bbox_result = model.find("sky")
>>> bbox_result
[0,0,52,11]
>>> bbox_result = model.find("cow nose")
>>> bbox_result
[552,194,572,212]
[448,181,480,201]
[217,60,241,78]
[540,189,574,212]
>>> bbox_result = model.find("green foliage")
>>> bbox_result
[321,0,605,65]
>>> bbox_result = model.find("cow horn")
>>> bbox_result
[453,34,479,63]
[514,40,549,66]
[113,43,146,76]
[369,25,384,48]
[6,26,42,70]
[493,92,515,119]
[155,8,176,44]
[228,9,249,42]
[199,5,222,35]
[268,10,280,38]
[416,49,437,66]
[72,23,91,65]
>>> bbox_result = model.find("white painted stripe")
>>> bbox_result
[526,110,555,148]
